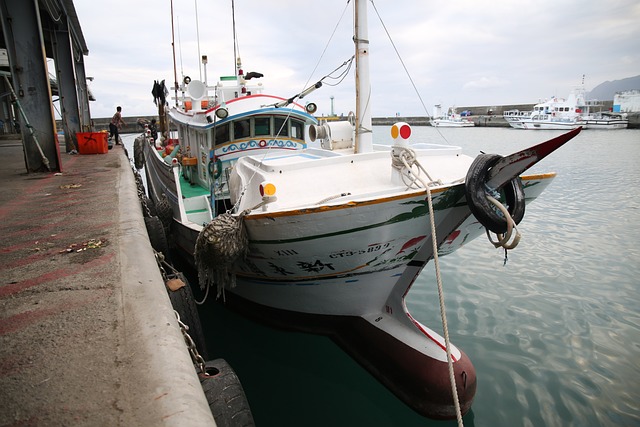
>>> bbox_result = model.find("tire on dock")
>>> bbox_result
[199,358,255,427]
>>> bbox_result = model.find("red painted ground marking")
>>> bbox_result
[0,356,22,377]
[0,250,59,271]
[0,221,115,258]
[0,288,111,336]
[0,182,57,221]
[0,155,81,221]
[0,252,115,299]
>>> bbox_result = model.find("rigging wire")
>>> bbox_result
[369,0,451,144]
[370,0,429,118]
[298,0,352,95]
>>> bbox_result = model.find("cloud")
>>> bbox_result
[463,77,509,91]
[72,0,640,118]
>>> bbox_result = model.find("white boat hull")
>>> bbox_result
[431,119,475,127]
[581,118,629,129]
[508,118,580,130]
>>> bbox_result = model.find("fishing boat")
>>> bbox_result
[139,0,581,420]
[503,93,583,130]
[504,87,628,130]
[430,105,475,127]
[579,111,629,129]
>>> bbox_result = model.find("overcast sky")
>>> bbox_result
[71,0,640,119]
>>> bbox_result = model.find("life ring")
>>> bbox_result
[464,153,525,234]
[208,157,223,179]
[258,139,267,148]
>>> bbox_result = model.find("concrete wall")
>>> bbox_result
[58,105,639,133]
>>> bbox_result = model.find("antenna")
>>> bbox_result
[232,0,237,73]
[195,0,202,81]
[177,16,184,80]
[170,0,178,105]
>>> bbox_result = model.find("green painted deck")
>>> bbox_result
[179,173,209,199]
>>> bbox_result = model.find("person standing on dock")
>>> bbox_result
[109,106,126,145]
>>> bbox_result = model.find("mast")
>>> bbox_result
[354,0,372,153]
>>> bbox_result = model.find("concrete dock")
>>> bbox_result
[0,136,215,426]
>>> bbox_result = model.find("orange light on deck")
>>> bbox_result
[259,182,277,198]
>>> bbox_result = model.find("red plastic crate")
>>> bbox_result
[76,132,108,154]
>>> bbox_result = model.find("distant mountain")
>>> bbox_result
[587,75,640,101]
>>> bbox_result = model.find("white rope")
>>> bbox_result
[393,146,463,425]
[425,184,464,427]
[485,195,521,250]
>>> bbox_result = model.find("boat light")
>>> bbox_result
[259,182,277,204]
[215,107,229,119]
[306,102,318,114]
[391,122,411,141]
[260,181,277,197]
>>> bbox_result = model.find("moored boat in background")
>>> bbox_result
[430,105,475,127]
[504,85,628,130]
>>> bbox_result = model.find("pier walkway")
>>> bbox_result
[0,137,215,426]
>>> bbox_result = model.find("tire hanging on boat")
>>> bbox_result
[167,272,209,360]
[156,193,173,230]
[199,359,255,427]
[141,195,157,218]
[194,212,248,298]
[464,153,525,234]
[144,215,171,259]
[133,136,145,170]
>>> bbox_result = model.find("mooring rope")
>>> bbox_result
[392,145,463,425]
[485,195,521,250]
[425,184,464,427]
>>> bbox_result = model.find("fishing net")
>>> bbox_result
[194,212,248,299]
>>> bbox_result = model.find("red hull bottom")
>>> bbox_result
[221,291,476,420]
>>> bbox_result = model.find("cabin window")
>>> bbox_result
[213,123,230,145]
[254,117,270,136]
[291,119,304,140]
[234,119,250,139]
[274,117,289,137]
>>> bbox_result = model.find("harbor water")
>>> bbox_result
[133,127,640,427]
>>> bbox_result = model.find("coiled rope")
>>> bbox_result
[391,145,463,426]
[485,195,521,266]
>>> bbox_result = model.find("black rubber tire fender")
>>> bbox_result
[199,358,255,427]
[167,275,209,360]
[144,216,170,259]
[133,136,145,170]
[465,153,526,234]
[141,196,157,218]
